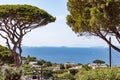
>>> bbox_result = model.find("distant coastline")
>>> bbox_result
[22,46,120,66]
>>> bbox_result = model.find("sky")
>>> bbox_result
[0,0,119,47]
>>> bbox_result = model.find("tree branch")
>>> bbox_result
[96,30,120,52]
[0,33,11,50]
[116,36,120,44]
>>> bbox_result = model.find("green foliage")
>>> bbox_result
[82,64,92,71]
[43,61,52,67]
[93,59,105,64]
[67,0,120,52]
[60,64,65,69]
[52,63,58,67]
[37,60,48,66]
[0,76,3,80]
[27,55,36,62]
[0,45,14,64]
[22,64,33,75]
[3,67,22,80]
[61,72,75,80]
[43,70,53,79]
[77,63,83,66]
[0,5,55,22]
[69,69,78,75]
[0,72,3,80]
[67,0,120,33]
[75,67,120,80]
[65,65,71,69]
[37,60,43,65]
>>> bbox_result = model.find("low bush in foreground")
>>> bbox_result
[75,67,120,80]
[0,76,3,80]
[3,67,22,80]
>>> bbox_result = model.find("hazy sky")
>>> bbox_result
[0,0,119,47]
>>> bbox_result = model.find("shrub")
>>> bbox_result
[62,72,75,80]
[22,64,33,75]
[0,75,3,80]
[69,69,78,75]
[82,64,92,71]
[3,67,22,80]
[75,67,120,80]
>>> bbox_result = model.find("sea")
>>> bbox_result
[22,46,120,66]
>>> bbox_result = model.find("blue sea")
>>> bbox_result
[22,46,120,66]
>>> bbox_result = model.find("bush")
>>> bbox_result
[75,67,120,80]
[3,67,22,80]
[61,72,75,80]
[69,69,78,75]
[54,69,68,74]
[22,64,33,75]
[82,64,92,71]
[0,75,3,80]
[64,74,75,80]
[43,70,53,79]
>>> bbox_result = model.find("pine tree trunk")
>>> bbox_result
[13,52,22,68]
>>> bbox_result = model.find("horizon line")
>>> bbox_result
[22,45,109,48]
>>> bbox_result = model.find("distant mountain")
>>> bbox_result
[22,46,120,66]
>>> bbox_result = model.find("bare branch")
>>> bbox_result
[29,18,47,29]
[23,28,32,35]
[116,36,120,44]
[109,27,120,39]
[104,30,109,37]
[0,33,11,50]
[96,30,120,52]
